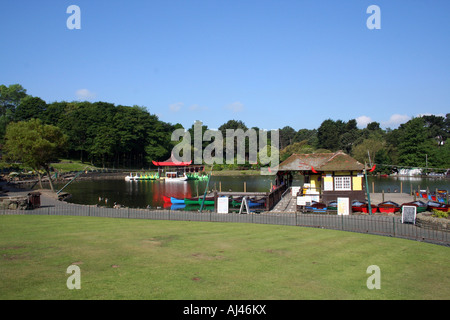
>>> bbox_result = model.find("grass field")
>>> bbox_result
[0,215,449,300]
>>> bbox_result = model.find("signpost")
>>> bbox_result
[337,197,349,215]
[401,206,417,224]
[217,196,229,214]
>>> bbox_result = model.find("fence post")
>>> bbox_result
[393,217,395,237]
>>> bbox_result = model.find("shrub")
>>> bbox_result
[432,209,449,219]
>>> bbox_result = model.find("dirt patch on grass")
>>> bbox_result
[141,235,179,248]
[190,252,226,261]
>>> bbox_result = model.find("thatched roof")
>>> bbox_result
[277,151,364,172]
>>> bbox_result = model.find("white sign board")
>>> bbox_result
[291,186,301,196]
[217,196,229,214]
[401,206,416,224]
[337,197,349,215]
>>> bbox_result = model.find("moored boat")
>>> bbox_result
[198,196,215,206]
[247,198,266,208]
[184,196,215,205]
[164,172,188,182]
[427,200,449,212]
[170,197,185,204]
[352,200,377,213]
[378,201,400,213]
[327,200,338,211]
[400,200,427,213]
[306,201,327,213]
[125,172,159,181]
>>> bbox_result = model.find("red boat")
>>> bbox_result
[352,200,377,214]
[163,195,172,203]
[427,201,450,212]
[378,201,400,213]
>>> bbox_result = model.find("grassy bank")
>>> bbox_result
[1,215,448,300]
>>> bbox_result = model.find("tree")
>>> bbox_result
[351,137,385,165]
[0,84,28,141]
[317,119,345,151]
[0,84,27,116]
[3,119,67,191]
[279,126,296,150]
[293,129,317,147]
[14,96,47,122]
[397,117,428,167]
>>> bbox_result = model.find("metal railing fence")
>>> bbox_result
[1,204,448,246]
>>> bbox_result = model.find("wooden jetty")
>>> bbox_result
[213,184,288,213]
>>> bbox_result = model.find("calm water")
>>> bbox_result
[55,175,450,209]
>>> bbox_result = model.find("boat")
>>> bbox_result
[184,197,200,205]
[306,201,327,213]
[125,173,137,181]
[198,196,215,206]
[170,197,185,204]
[125,172,159,181]
[184,196,215,206]
[164,172,188,182]
[230,197,265,208]
[378,201,400,213]
[437,190,448,203]
[185,173,209,181]
[400,200,427,213]
[352,200,377,214]
[327,200,338,211]
[427,200,449,212]
[247,198,266,208]
[163,195,172,203]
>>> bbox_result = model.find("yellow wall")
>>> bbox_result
[352,177,362,191]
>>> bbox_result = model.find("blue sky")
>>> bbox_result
[1,0,449,131]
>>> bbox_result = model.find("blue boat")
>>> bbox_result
[247,198,266,208]
[306,201,327,213]
[170,197,185,204]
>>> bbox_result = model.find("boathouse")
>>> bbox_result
[276,151,366,209]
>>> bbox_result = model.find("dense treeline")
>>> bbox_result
[1,84,449,172]
[0,84,178,168]
[279,115,450,173]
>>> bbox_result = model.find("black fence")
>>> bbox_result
[1,204,448,246]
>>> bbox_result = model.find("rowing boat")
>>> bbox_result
[378,201,400,213]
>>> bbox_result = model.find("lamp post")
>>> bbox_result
[364,162,372,215]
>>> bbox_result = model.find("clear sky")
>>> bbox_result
[1,0,449,131]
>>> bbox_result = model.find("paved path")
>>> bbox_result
[270,194,297,213]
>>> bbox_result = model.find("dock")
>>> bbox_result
[268,188,418,214]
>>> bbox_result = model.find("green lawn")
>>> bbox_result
[50,159,99,172]
[0,215,448,300]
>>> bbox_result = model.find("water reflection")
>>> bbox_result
[55,174,449,209]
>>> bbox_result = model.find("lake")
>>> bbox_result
[54,174,450,209]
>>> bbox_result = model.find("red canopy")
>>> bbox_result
[152,153,193,167]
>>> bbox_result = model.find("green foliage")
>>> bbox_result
[3,119,68,190]
[1,84,449,171]
[432,209,449,219]
[397,117,428,166]
[3,119,67,169]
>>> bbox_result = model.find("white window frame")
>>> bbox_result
[334,176,352,191]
